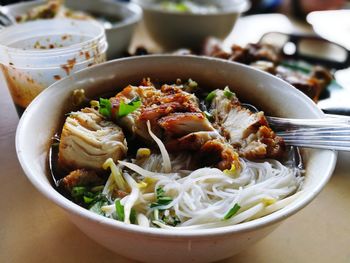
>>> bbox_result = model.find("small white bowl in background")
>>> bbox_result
[132,0,250,51]
[0,0,142,59]
[16,55,336,263]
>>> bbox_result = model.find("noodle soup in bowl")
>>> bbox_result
[16,56,336,263]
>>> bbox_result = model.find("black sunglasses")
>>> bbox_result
[258,32,350,70]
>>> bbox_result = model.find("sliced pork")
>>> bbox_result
[111,80,209,140]
[209,89,285,160]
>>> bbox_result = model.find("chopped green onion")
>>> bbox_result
[84,191,94,198]
[151,187,173,208]
[70,185,108,210]
[83,195,94,204]
[89,200,106,215]
[99,98,112,118]
[163,214,181,226]
[71,186,87,198]
[160,209,181,226]
[156,187,165,197]
[224,203,241,220]
[118,96,141,118]
[205,91,216,103]
[151,200,173,208]
[223,86,235,99]
[204,111,214,122]
[115,199,125,221]
[158,196,173,205]
[130,209,137,224]
[161,2,190,12]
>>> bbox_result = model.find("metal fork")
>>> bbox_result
[267,115,350,129]
[268,116,350,151]
[0,7,14,27]
[242,103,350,151]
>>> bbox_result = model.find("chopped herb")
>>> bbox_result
[161,2,190,12]
[99,98,112,118]
[71,185,107,208]
[224,203,241,220]
[150,201,172,208]
[151,187,173,209]
[152,209,181,227]
[163,215,181,226]
[89,194,107,207]
[162,210,181,226]
[83,195,94,204]
[118,96,141,118]
[130,209,137,224]
[115,199,125,221]
[89,200,107,216]
[223,86,235,99]
[158,196,173,205]
[156,187,165,197]
[204,111,214,122]
[205,90,216,103]
[71,186,87,198]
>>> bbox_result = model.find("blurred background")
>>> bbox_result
[0,0,349,114]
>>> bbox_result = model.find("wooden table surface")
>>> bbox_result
[1,14,350,263]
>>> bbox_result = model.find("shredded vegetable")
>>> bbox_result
[146,120,172,173]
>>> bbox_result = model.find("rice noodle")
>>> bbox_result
[116,155,303,228]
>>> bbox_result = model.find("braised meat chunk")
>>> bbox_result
[59,169,104,192]
[203,39,332,102]
[198,139,240,171]
[209,89,285,160]
[158,112,214,137]
[59,79,286,172]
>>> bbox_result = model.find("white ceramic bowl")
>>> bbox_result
[0,0,142,59]
[132,0,250,51]
[16,55,337,263]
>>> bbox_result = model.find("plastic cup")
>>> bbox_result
[0,19,108,116]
